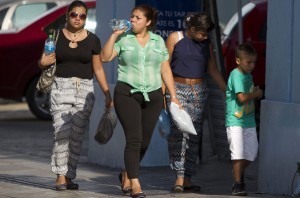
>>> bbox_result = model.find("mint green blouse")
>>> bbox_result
[114,31,169,101]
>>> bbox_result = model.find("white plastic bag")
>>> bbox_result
[94,108,118,144]
[169,102,197,135]
[158,109,171,139]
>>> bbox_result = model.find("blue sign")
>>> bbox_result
[136,0,202,39]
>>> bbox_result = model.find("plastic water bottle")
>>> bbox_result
[44,35,55,55]
[109,19,132,32]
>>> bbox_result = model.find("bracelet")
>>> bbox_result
[170,95,177,99]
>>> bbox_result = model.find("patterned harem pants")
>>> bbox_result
[50,77,95,180]
[166,81,209,178]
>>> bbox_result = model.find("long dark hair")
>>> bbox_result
[132,4,158,30]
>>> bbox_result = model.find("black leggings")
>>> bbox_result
[114,82,163,179]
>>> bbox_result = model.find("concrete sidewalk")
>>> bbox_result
[0,102,288,198]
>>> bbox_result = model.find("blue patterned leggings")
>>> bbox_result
[50,77,95,180]
[166,81,209,178]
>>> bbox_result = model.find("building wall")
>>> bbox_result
[258,0,300,195]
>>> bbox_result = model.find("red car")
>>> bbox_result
[222,0,267,89]
[0,0,96,119]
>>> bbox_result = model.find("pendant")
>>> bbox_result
[69,41,78,48]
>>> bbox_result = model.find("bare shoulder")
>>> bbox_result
[166,31,180,46]
[167,31,179,41]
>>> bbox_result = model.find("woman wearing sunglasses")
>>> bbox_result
[101,4,180,198]
[38,0,112,191]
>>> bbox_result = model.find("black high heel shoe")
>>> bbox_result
[118,173,131,194]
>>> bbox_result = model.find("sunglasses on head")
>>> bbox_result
[69,12,87,20]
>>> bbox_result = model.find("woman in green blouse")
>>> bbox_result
[101,4,180,198]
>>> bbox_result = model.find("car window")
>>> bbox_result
[44,8,96,35]
[0,7,8,29]
[12,3,56,29]
[221,2,256,44]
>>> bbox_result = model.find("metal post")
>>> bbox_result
[237,0,243,44]
[209,0,226,77]
[204,0,230,158]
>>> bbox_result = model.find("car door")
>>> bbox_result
[0,2,57,99]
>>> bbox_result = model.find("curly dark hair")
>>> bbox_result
[184,13,215,33]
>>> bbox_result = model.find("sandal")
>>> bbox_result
[172,185,184,193]
[55,181,79,191]
[119,173,131,193]
[55,183,67,191]
[130,192,146,198]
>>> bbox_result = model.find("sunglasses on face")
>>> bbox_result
[69,12,87,20]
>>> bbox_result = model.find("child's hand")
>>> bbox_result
[254,86,260,91]
[254,86,263,99]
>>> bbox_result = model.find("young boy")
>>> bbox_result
[225,43,263,196]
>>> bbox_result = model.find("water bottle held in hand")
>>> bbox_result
[109,19,132,32]
[44,35,55,55]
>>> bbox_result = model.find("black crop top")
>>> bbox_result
[55,29,101,79]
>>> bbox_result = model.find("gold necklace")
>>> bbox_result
[67,28,84,48]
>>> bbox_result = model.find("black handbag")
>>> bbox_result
[94,108,118,144]
[36,30,59,93]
